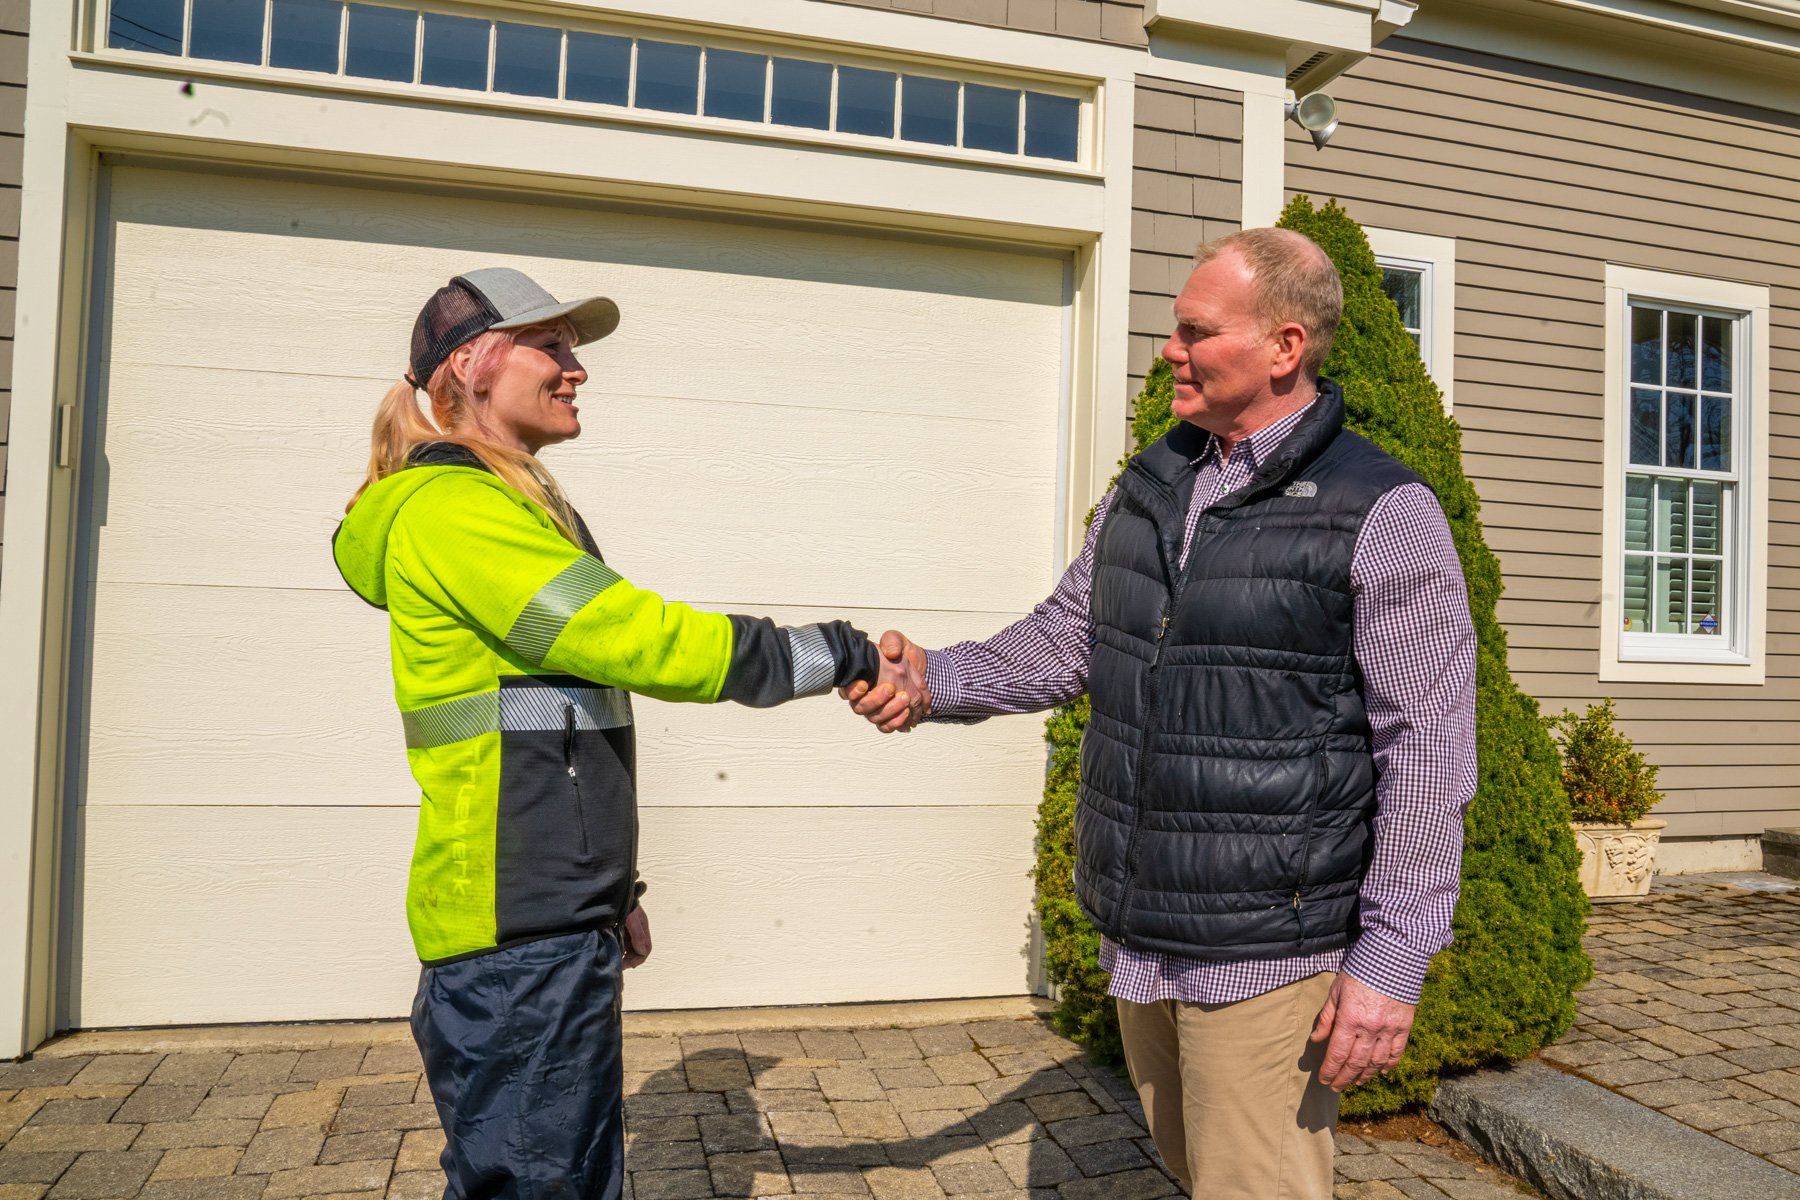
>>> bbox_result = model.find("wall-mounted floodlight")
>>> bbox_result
[1286,92,1339,150]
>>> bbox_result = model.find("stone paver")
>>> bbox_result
[1,1013,1540,1200]
[1547,872,1800,1177]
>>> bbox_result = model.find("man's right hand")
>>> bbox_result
[841,630,930,733]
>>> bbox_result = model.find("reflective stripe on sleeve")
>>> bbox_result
[505,556,623,664]
[785,624,837,698]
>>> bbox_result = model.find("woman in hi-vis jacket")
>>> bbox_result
[334,267,913,1200]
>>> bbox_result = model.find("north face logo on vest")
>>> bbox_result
[1285,481,1318,498]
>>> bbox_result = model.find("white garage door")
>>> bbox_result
[65,164,1071,1028]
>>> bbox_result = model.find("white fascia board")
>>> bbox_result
[1146,0,1379,55]
[1409,0,1800,115]
[603,0,1280,95]
[63,66,1106,241]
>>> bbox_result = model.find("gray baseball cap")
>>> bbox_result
[407,267,621,388]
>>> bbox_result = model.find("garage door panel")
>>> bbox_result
[82,586,1044,810]
[72,803,1033,1026]
[73,804,421,1028]
[92,367,1057,611]
[627,805,1038,1010]
[109,170,1065,423]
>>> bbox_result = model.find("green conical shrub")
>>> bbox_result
[1033,196,1591,1116]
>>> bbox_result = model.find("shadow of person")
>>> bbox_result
[619,1018,1183,1199]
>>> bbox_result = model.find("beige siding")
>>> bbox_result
[1130,77,1241,403]
[1287,37,1800,839]
[0,0,21,580]
[821,0,1147,45]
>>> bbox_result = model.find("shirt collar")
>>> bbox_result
[1190,399,1318,473]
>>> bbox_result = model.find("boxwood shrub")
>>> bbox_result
[1033,196,1591,1115]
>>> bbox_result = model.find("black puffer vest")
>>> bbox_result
[1074,381,1427,961]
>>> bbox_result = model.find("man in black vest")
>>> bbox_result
[849,229,1477,1198]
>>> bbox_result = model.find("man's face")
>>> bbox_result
[1159,250,1275,431]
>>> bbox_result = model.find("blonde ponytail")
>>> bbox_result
[346,325,585,546]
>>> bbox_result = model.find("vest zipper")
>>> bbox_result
[563,703,590,856]
[1117,601,1180,947]
[1291,751,1329,941]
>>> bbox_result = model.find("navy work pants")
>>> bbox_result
[412,928,625,1200]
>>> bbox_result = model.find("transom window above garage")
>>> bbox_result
[101,0,1086,163]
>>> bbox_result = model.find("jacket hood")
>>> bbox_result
[333,464,493,609]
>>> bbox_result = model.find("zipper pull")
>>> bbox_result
[563,704,578,776]
[1292,892,1302,911]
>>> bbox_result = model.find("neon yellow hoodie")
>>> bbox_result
[334,447,877,963]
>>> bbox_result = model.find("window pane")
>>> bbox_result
[1666,310,1697,389]
[190,0,265,64]
[1702,316,1733,392]
[1629,387,1661,466]
[109,0,185,54]
[345,5,415,82]
[1664,391,1696,469]
[900,75,958,146]
[837,67,895,137]
[1024,91,1079,161]
[1656,556,1688,634]
[1622,554,1650,633]
[1624,475,1652,553]
[770,58,830,129]
[493,23,558,99]
[271,0,341,72]
[1629,304,1661,385]
[1690,480,1723,555]
[704,49,766,121]
[1656,478,1688,554]
[1700,394,1732,473]
[565,32,629,105]
[1380,267,1423,331]
[1691,559,1722,635]
[962,83,1020,153]
[421,14,487,90]
[635,40,700,114]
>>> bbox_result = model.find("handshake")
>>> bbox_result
[838,630,931,734]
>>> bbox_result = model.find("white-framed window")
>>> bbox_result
[95,0,1088,165]
[1364,228,1456,411]
[1601,265,1770,684]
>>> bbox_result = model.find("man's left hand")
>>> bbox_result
[622,905,652,969]
[1309,972,1415,1091]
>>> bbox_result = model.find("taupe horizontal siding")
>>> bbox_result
[0,0,24,583]
[1129,77,1240,406]
[1288,36,1800,841]
[820,0,1146,44]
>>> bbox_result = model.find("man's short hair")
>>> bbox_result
[1194,228,1343,379]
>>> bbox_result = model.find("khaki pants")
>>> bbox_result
[1116,972,1339,1200]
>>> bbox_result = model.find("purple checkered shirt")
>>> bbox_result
[924,402,1477,1006]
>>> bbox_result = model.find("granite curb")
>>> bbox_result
[1430,1059,1800,1200]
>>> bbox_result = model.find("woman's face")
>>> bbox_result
[459,323,588,454]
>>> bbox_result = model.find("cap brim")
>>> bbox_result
[492,295,621,346]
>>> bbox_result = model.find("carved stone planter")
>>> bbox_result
[1572,818,1667,901]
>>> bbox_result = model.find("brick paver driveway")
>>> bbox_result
[1545,872,1800,1174]
[0,1003,1531,1200]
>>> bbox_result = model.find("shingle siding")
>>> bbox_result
[1289,37,1800,840]
[822,0,1148,45]
[1129,77,1241,406]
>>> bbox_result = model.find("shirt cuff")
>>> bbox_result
[922,648,977,723]
[1340,929,1437,1005]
